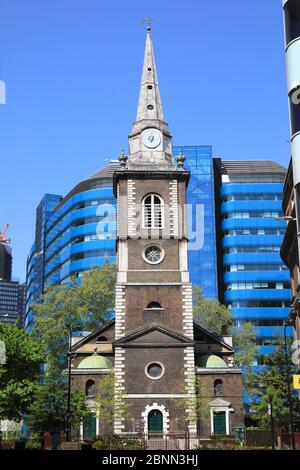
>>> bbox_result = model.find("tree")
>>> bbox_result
[0,322,44,421]
[250,385,289,429]
[232,322,258,370]
[27,364,89,436]
[193,287,258,369]
[247,339,298,429]
[193,287,232,336]
[33,264,116,367]
[96,372,131,426]
[174,374,210,431]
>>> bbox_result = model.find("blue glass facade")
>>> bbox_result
[45,187,116,286]
[173,145,220,299]
[25,193,62,330]
[221,181,293,359]
[25,167,117,331]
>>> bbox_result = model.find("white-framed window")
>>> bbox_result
[142,194,164,229]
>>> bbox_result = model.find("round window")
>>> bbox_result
[143,245,164,264]
[145,362,165,380]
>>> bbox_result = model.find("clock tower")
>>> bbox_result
[113,25,196,435]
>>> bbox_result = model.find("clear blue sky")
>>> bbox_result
[0,0,290,281]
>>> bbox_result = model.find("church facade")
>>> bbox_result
[71,26,243,439]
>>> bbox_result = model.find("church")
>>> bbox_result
[71,25,243,440]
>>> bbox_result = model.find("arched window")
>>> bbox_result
[142,194,164,229]
[96,336,108,342]
[214,379,224,397]
[86,380,95,397]
[147,302,161,309]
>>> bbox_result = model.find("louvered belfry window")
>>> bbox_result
[142,194,164,229]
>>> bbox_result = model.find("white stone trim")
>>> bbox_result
[144,361,165,380]
[209,400,233,436]
[183,345,197,433]
[182,283,194,340]
[114,346,126,434]
[115,284,126,340]
[127,180,137,237]
[169,180,179,237]
[141,403,170,434]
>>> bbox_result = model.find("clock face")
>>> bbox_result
[142,129,161,149]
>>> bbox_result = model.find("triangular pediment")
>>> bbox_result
[114,323,194,347]
[71,319,115,352]
[209,398,231,407]
[193,322,234,353]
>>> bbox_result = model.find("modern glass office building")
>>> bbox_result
[25,165,118,330]
[221,160,292,359]
[25,193,62,330]
[0,281,26,324]
[173,145,221,299]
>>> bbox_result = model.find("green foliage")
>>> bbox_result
[251,386,289,429]
[0,322,44,421]
[26,432,42,449]
[33,265,116,367]
[175,374,210,429]
[96,372,131,426]
[92,439,106,450]
[193,287,258,369]
[247,339,297,428]
[27,365,89,435]
[231,322,258,370]
[193,287,232,335]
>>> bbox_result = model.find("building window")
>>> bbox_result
[214,380,224,397]
[284,0,300,46]
[142,194,164,229]
[86,380,95,397]
[96,336,108,342]
[145,362,165,380]
[143,245,164,265]
[147,302,162,308]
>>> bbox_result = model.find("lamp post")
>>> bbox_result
[268,395,275,451]
[284,320,296,450]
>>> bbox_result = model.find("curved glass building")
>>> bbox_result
[221,161,292,360]
[25,164,118,330]
[44,164,117,286]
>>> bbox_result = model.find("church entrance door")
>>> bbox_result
[213,411,226,435]
[148,410,163,433]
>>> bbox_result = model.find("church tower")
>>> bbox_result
[113,25,196,434]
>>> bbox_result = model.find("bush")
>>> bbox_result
[123,440,143,450]
[26,432,42,449]
[92,439,106,450]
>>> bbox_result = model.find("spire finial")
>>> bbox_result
[142,17,154,32]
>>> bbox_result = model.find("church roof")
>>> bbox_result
[71,319,115,352]
[78,354,111,369]
[114,322,194,347]
[198,354,228,368]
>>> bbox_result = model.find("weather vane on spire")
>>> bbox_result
[141,17,155,31]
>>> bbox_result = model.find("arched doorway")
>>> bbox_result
[148,409,163,433]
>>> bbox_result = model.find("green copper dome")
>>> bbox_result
[78,355,111,369]
[198,355,227,368]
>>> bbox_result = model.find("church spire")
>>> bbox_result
[127,25,174,170]
[135,24,164,123]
